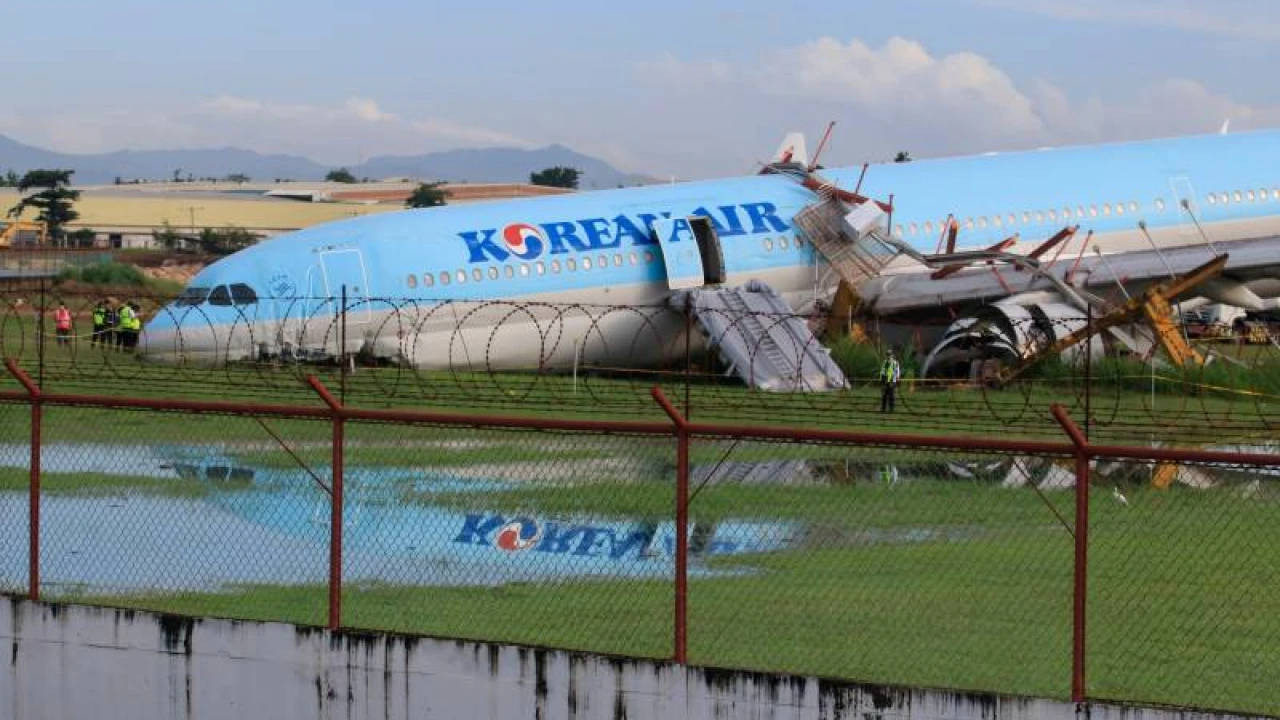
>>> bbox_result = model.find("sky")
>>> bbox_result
[4,0,1280,179]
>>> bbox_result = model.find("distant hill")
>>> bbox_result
[0,134,649,188]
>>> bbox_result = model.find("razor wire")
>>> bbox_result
[2,288,1278,445]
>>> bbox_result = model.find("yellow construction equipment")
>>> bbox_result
[824,279,869,342]
[1000,254,1229,383]
[0,220,49,247]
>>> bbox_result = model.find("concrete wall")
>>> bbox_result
[0,595,1249,720]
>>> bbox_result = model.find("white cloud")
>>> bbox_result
[758,37,1045,143]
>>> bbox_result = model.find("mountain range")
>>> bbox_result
[0,134,650,189]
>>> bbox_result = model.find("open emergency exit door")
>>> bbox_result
[650,216,725,290]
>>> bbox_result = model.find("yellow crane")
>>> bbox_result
[0,219,49,247]
[999,254,1229,383]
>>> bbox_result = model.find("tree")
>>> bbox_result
[326,168,357,183]
[197,226,258,256]
[7,169,81,243]
[529,166,581,189]
[224,173,251,184]
[67,227,97,248]
[152,221,184,250]
[1,170,21,187]
[405,182,449,209]
[893,151,912,163]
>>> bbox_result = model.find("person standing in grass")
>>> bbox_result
[54,303,72,346]
[117,302,136,351]
[91,301,108,347]
[879,349,901,413]
[104,301,120,350]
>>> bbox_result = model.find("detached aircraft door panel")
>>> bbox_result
[650,217,706,290]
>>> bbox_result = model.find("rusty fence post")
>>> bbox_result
[6,359,42,601]
[651,385,689,664]
[308,375,345,631]
[1052,403,1090,704]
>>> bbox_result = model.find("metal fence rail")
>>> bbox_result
[1,357,1278,715]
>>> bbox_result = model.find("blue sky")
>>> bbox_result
[4,0,1280,178]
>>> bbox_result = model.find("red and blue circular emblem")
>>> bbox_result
[500,223,545,260]
[494,518,541,552]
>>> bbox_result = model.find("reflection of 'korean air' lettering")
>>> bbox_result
[457,202,790,264]
[452,513,788,560]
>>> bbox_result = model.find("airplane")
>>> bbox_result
[139,129,1280,384]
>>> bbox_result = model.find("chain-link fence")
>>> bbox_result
[1084,455,1280,715]
[683,439,1076,699]
[0,399,30,596]
[1,365,1279,716]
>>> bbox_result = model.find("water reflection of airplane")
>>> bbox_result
[141,130,1280,385]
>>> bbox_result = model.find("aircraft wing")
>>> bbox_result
[859,235,1280,318]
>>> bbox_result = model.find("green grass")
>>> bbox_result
[0,468,209,497]
[26,478,1276,716]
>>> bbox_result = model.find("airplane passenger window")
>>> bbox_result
[489,267,500,280]
[992,216,1002,228]
[964,218,974,230]
[599,254,608,268]
[763,238,774,251]
[440,272,451,285]
[1076,206,1085,218]
[1219,192,1230,204]
[423,274,434,287]
[1025,212,1035,224]
[1102,204,1111,215]
[456,270,466,283]
[551,260,561,273]
[1260,188,1269,200]
[209,286,233,306]
[910,222,919,234]
[976,217,987,229]
[613,253,623,266]
[519,264,529,277]
[780,237,790,249]
[629,252,638,265]
[504,266,514,279]
[1235,191,1244,203]
[1154,198,1166,212]
[924,221,934,234]
[1129,201,1139,213]
[1047,210,1056,222]
[1248,190,1257,202]
[796,236,804,247]
[1007,214,1016,225]
[1206,194,1217,205]
[566,258,577,272]
[472,268,483,282]
[582,257,592,270]
[894,225,904,236]
[1115,204,1125,216]
[536,262,545,275]
[643,251,655,263]
[406,274,417,289]
[1274,189,1280,200]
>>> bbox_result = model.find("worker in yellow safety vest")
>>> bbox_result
[879,350,901,413]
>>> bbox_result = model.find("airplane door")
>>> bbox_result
[320,249,371,325]
[650,217,706,290]
[1169,176,1198,237]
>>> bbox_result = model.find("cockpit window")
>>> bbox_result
[208,286,233,306]
[176,287,210,306]
[229,283,258,305]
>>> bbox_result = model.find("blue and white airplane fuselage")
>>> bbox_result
[142,130,1280,369]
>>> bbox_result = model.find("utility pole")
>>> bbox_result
[182,206,204,247]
